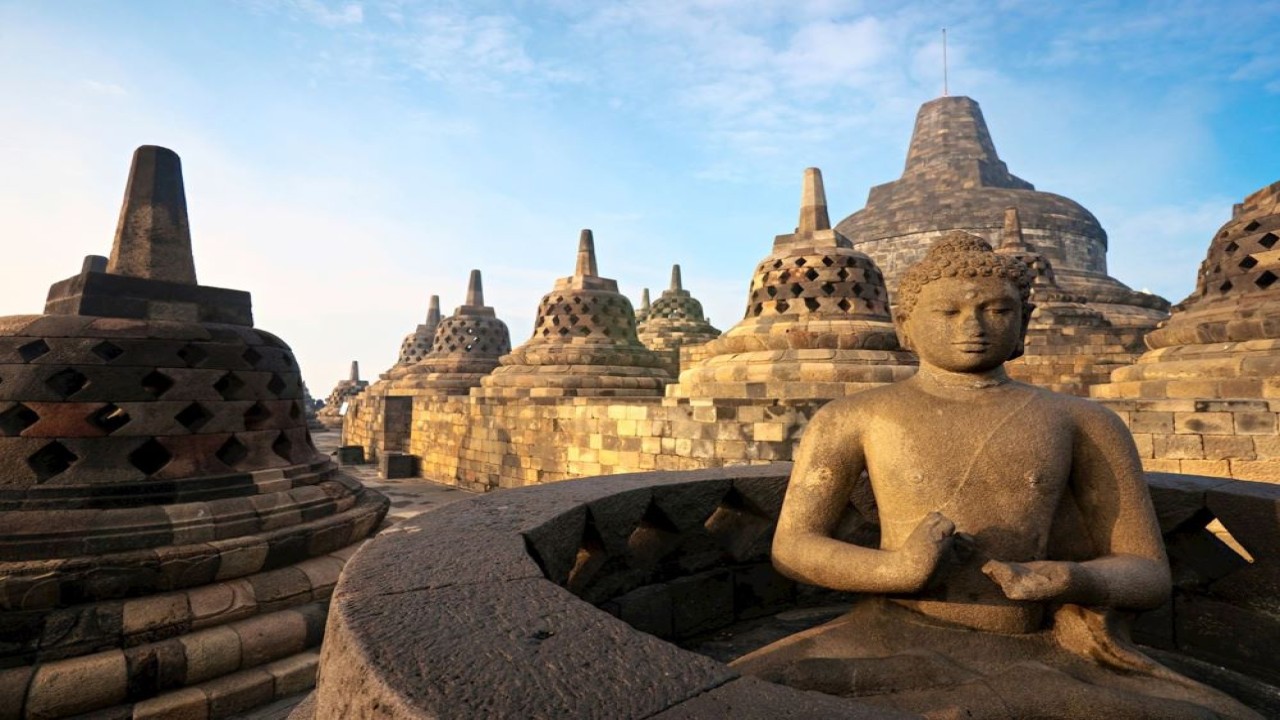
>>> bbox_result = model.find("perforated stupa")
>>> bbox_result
[0,146,387,719]
[1093,180,1280,480]
[477,230,670,398]
[388,269,511,396]
[670,168,916,401]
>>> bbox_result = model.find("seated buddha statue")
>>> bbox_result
[732,233,1258,719]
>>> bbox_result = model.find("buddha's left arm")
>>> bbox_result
[983,403,1171,608]
[1063,403,1171,609]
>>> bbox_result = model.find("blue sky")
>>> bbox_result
[2,0,1278,393]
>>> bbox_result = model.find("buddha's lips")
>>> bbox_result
[954,342,990,351]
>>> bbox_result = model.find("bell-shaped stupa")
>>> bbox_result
[395,295,441,368]
[1093,181,1280,480]
[315,360,366,428]
[477,230,670,398]
[836,95,1169,328]
[0,146,388,719]
[388,270,511,396]
[669,168,916,401]
[637,264,721,376]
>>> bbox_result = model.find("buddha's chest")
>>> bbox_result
[864,401,1074,544]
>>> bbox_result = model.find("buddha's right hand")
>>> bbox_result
[894,512,956,592]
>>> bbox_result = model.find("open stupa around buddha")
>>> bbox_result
[0,146,387,719]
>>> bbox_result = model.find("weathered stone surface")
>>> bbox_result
[672,168,916,403]
[105,146,196,285]
[477,230,671,399]
[1094,181,1280,481]
[1,145,387,719]
[649,676,907,719]
[733,236,1258,718]
[836,96,1168,329]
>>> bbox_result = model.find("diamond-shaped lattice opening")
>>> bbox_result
[91,341,125,362]
[0,403,39,436]
[804,297,821,312]
[1239,256,1258,270]
[87,403,131,434]
[18,340,51,363]
[213,372,246,401]
[289,402,302,421]
[837,298,852,312]
[29,441,77,482]
[1219,280,1233,294]
[566,523,609,596]
[775,299,790,313]
[175,402,213,432]
[216,436,249,467]
[267,373,287,397]
[627,503,682,569]
[820,282,835,295]
[1260,232,1278,250]
[821,256,834,266]
[789,283,804,297]
[794,257,807,267]
[282,355,294,368]
[272,431,294,462]
[243,402,273,431]
[177,344,209,368]
[242,347,263,367]
[1224,241,1239,254]
[771,259,783,269]
[1244,220,1261,232]
[45,368,89,399]
[836,268,849,281]
[803,268,819,282]
[141,370,174,398]
[1256,270,1277,289]
[751,303,764,317]
[129,438,173,476]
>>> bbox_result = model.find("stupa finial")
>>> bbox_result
[107,145,197,284]
[349,360,360,383]
[797,167,831,235]
[575,229,598,278]
[427,295,441,324]
[1001,207,1031,252]
[466,269,484,306]
[670,264,683,291]
[640,288,651,311]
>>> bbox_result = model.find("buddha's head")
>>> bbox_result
[895,232,1034,373]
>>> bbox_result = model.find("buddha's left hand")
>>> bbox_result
[981,559,1081,602]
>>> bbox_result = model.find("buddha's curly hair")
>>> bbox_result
[895,231,1034,322]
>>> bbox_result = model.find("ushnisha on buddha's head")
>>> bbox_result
[893,232,1035,372]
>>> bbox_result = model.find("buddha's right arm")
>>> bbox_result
[770,407,951,594]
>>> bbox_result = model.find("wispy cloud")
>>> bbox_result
[82,79,127,96]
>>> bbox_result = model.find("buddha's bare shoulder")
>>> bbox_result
[810,382,908,423]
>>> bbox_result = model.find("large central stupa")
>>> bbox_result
[836,95,1169,328]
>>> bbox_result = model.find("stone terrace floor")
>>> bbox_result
[232,430,474,720]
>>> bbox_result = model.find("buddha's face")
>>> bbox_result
[900,275,1023,374]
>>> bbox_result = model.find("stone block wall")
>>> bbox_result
[1007,325,1147,396]
[853,228,1106,297]
[1092,396,1280,481]
[387,396,824,491]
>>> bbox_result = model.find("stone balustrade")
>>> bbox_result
[299,467,1280,718]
